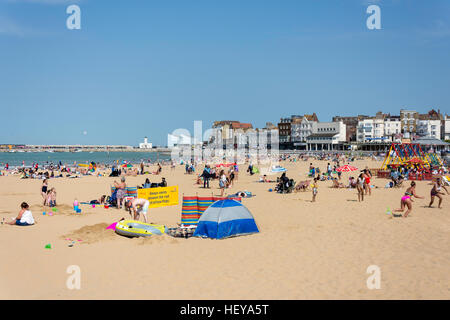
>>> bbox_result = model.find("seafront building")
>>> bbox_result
[277,117,293,147]
[271,108,448,151]
[444,116,450,141]
[291,113,319,149]
[332,115,369,142]
[305,121,346,151]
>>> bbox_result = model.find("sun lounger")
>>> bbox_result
[295,180,310,192]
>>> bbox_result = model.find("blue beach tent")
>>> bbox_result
[193,199,259,239]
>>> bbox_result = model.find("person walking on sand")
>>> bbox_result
[219,170,227,196]
[357,173,365,202]
[140,161,145,175]
[363,169,372,196]
[428,177,449,209]
[311,178,318,202]
[395,181,423,218]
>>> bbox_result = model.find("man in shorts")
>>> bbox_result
[125,198,150,223]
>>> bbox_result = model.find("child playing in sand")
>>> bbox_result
[5,202,35,226]
[49,188,56,207]
[311,178,318,202]
[73,198,79,209]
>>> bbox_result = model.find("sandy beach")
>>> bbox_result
[0,159,449,299]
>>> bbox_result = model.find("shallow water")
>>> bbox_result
[0,151,171,167]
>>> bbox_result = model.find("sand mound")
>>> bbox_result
[62,223,116,244]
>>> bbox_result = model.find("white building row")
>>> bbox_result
[357,116,445,142]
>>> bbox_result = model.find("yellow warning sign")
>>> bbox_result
[137,186,179,209]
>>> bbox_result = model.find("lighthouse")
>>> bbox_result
[139,137,152,149]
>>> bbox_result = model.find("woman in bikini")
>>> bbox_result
[363,169,372,196]
[428,177,449,209]
[41,179,48,205]
[395,181,423,218]
[356,173,365,202]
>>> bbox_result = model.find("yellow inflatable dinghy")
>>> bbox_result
[115,220,167,238]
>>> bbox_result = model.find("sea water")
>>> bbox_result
[0,151,171,168]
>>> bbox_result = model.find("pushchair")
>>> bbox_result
[106,189,118,207]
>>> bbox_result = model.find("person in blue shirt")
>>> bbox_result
[142,178,151,189]
[201,165,211,188]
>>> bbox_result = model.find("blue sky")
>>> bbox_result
[1,0,449,146]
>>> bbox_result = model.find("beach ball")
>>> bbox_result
[268,189,273,192]
[43,212,46,215]
[49,212,53,216]
[92,204,96,208]
[52,208,58,212]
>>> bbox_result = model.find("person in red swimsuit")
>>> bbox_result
[363,168,372,196]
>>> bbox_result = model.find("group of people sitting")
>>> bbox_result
[185,163,196,174]
[308,163,342,181]
[140,177,167,189]
[19,168,65,179]
[275,173,295,193]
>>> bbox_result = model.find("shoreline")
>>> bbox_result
[0,149,172,153]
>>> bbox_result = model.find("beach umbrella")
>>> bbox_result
[336,165,358,172]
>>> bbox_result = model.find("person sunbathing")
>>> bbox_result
[89,195,107,204]
[331,178,345,188]
[5,202,35,226]
[348,177,357,188]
